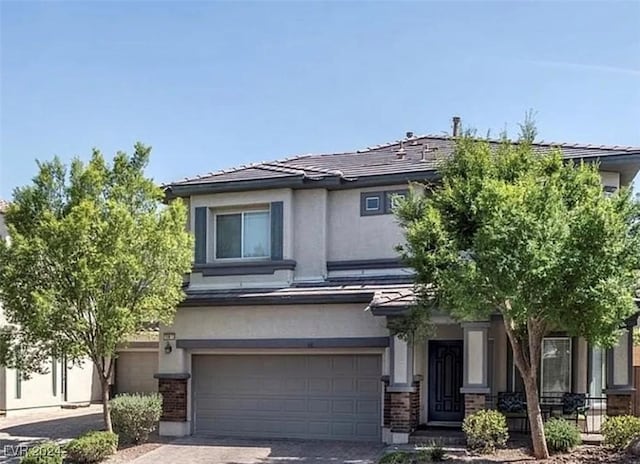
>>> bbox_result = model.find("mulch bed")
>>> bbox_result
[106,431,172,463]
[446,445,637,463]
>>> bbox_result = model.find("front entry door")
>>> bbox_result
[428,340,464,422]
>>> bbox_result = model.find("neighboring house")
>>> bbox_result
[156,124,640,444]
[0,200,102,415]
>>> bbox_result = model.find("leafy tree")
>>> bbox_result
[0,144,193,431]
[394,124,640,459]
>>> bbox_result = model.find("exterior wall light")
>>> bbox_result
[164,342,173,354]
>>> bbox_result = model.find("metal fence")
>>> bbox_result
[484,394,607,433]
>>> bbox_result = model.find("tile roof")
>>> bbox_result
[182,281,416,310]
[167,134,640,190]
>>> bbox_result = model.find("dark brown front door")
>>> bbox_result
[428,340,464,422]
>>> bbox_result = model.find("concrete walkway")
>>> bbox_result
[0,405,103,463]
[128,436,384,464]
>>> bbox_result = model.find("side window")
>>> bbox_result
[360,192,384,216]
[384,190,408,213]
[360,190,408,216]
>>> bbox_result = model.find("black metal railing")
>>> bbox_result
[484,394,607,433]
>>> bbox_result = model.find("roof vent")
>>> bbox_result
[406,131,414,139]
[396,141,406,159]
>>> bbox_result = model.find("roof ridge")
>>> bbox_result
[358,133,640,153]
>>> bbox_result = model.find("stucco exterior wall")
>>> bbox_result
[167,304,388,341]
[159,304,389,374]
[327,187,406,261]
[2,361,99,415]
[293,189,327,281]
[600,171,620,190]
[189,269,293,289]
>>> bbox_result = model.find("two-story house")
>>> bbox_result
[158,127,640,444]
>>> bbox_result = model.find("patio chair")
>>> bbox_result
[561,393,590,433]
[497,392,528,433]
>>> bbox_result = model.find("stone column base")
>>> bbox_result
[464,393,487,417]
[607,392,633,416]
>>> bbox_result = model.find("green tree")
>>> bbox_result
[0,144,193,432]
[394,124,640,459]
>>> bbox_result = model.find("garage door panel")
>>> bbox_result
[333,378,355,393]
[193,354,381,441]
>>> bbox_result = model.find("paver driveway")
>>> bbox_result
[129,436,384,464]
[0,405,103,463]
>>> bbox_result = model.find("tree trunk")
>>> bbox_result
[502,310,549,459]
[100,376,113,433]
[522,372,548,459]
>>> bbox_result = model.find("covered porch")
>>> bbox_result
[379,311,636,443]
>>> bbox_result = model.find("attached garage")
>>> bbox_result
[116,351,158,395]
[192,354,381,441]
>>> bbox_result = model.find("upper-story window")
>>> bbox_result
[215,210,270,259]
[360,190,407,216]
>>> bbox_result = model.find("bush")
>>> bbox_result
[601,415,640,449]
[20,442,64,464]
[378,451,412,464]
[416,444,446,462]
[65,431,118,463]
[544,418,582,453]
[110,393,162,444]
[462,409,509,453]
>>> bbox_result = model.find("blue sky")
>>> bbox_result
[1,1,639,199]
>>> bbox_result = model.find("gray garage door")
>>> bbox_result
[193,354,381,441]
[116,351,158,395]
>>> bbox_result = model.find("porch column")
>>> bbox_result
[606,327,635,416]
[383,335,416,444]
[461,321,490,417]
[156,330,191,437]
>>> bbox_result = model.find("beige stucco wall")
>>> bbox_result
[293,189,327,281]
[2,361,99,415]
[327,186,406,261]
[600,171,620,190]
[167,304,388,340]
[160,304,389,373]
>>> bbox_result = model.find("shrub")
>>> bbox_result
[601,415,640,449]
[378,451,412,464]
[65,431,118,463]
[544,418,582,453]
[462,409,509,453]
[20,442,64,464]
[110,393,162,444]
[416,443,446,462]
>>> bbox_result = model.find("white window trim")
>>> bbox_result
[364,196,380,211]
[540,336,572,395]
[213,209,270,261]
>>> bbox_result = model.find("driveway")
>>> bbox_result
[128,436,384,464]
[0,405,103,463]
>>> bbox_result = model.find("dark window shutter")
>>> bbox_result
[194,207,207,263]
[270,201,283,260]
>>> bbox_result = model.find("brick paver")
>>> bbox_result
[0,405,103,463]
[129,436,384,464]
